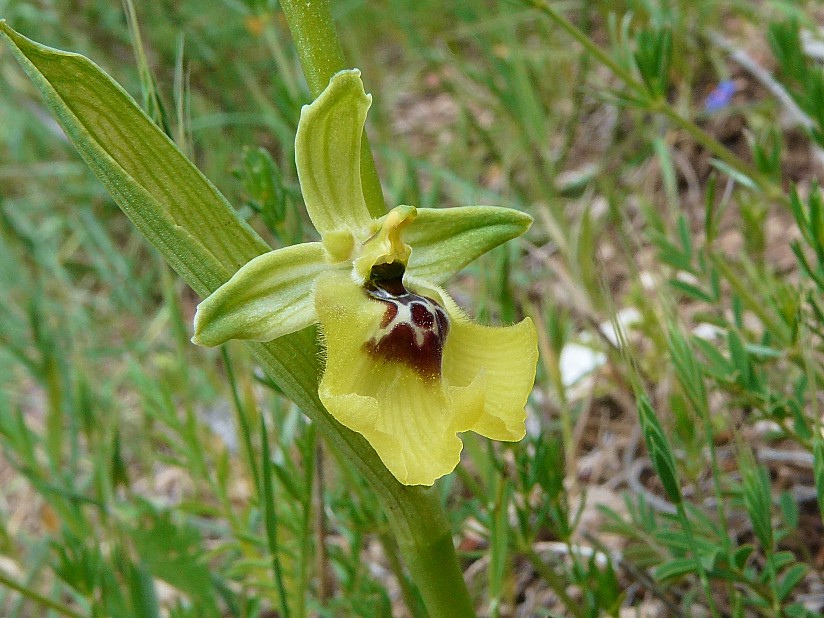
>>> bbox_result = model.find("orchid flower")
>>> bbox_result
[192,70,538,486]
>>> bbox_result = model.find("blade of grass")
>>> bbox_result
[0,570,86,618]
[260,413,291,618]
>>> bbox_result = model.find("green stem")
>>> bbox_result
[653,101,783,204]
[0,571,85,618]
[528,0,641,93]
[675,502,720,618]
[387,490,477,618]
[279,0,387,219]
[260,413,291,618]
[274,4,476,616]
[221,347,262,495]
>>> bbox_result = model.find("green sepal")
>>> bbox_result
[404,206,532,284]
[296,69,373,236]
[193,243,330,347]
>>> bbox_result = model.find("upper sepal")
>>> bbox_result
[404,206,532,284]
[192,242,329,347]
[295,69,373,237]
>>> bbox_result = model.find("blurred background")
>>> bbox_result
[2,0,824,616]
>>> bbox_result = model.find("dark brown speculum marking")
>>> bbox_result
[364,274,449,380]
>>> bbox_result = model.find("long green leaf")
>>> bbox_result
[0,22,452,517]
[0,22,324,412]
[1,23,263,290]
[1,28,475,617]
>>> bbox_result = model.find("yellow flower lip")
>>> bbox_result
[353,205,417,283]
[315,270,537,486]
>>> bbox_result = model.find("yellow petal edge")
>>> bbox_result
[314,271,537,486]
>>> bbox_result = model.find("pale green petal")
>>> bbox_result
[404,206,532,284]
[193,243,329,347]
[437,291,538,441]
[296,69,373,236]
[315,271,483,485]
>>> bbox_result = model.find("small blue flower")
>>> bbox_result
[704,80,736,112]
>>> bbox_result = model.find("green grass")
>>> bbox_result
[2,0,824,616]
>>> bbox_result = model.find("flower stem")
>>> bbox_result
[398,529,476,618]
[385,486,477,618]
[276,3,477,615]
[279,0,387,219]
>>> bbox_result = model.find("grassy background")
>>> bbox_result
[2,0,824,616]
